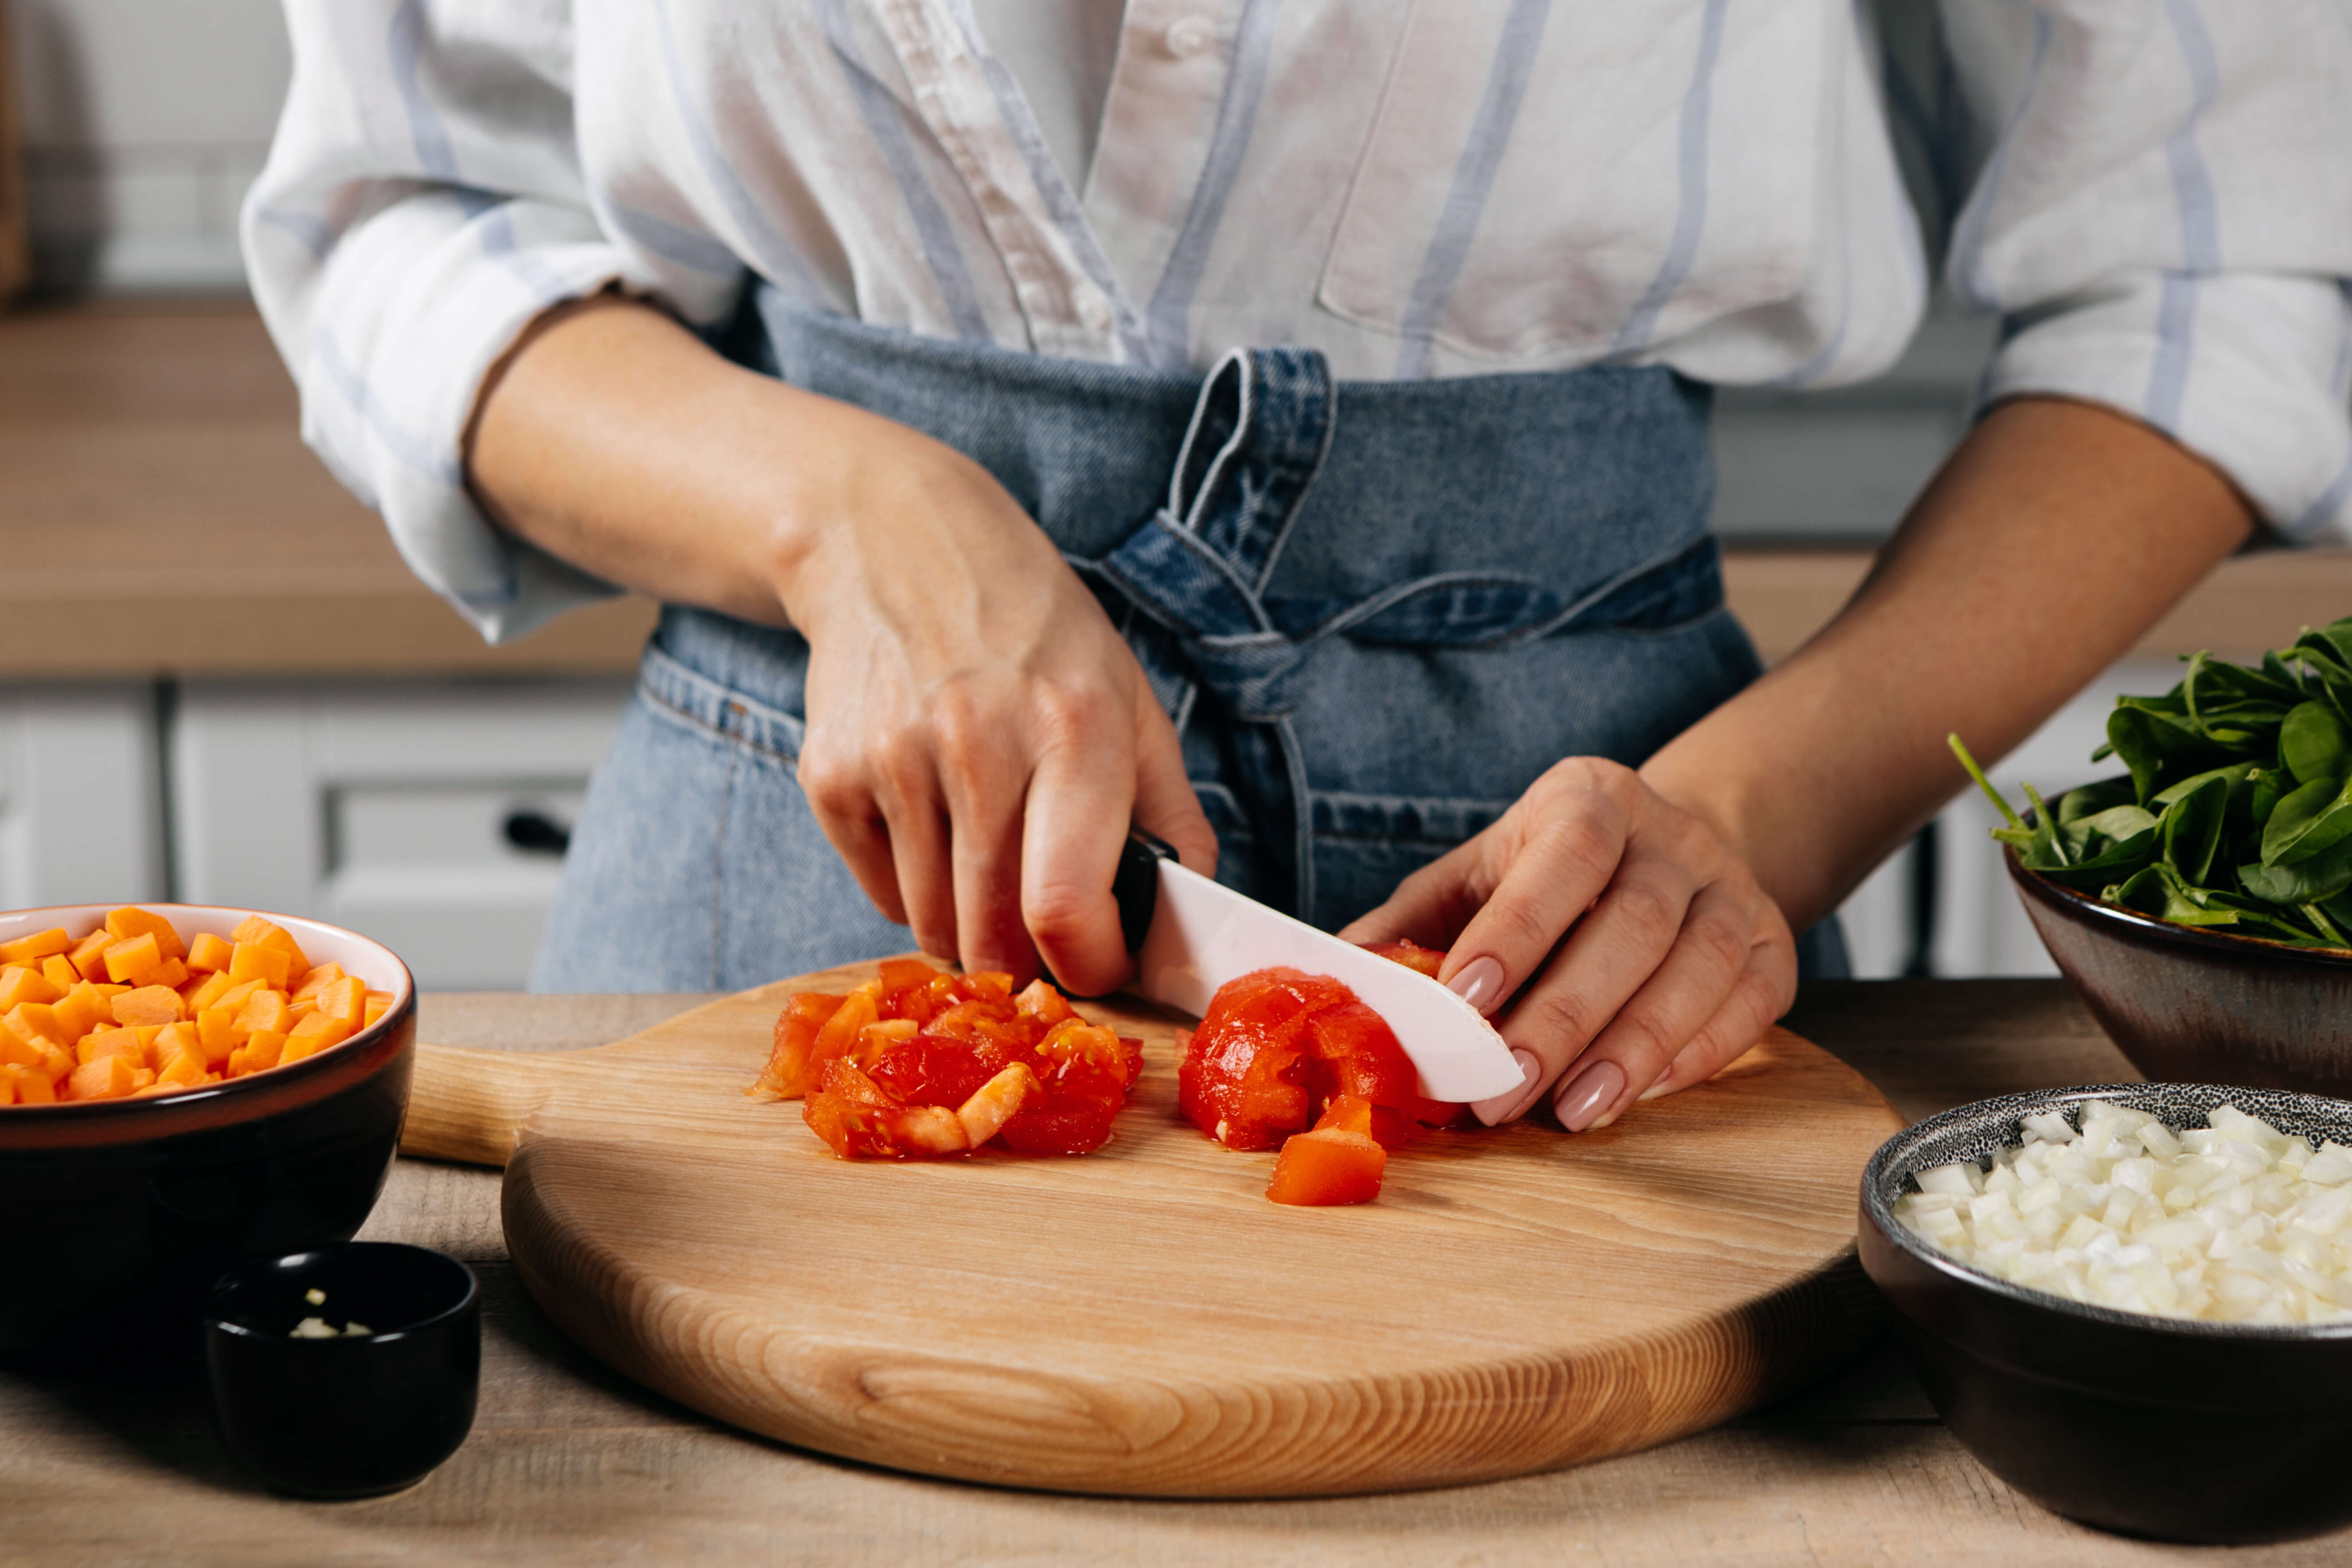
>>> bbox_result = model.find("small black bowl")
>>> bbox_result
[205,1243,480,1498]
[1861,1083,2352,1544]
[2005,829,2352,1095]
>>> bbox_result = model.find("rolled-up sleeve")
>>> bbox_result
[1940,0,2352,540]
[242,2,740,641]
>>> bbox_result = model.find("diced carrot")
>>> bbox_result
[148,956,189,990]
[230,917,309,977]
[363,994,389,1028]
[0,1029,43,1070]
[4,1003,64,1052]
[233,988,291,1037]
[227,941,293,989]
[112,985,183,1027]
[196,1008,241,1063]
[50,985,107,1043]
[66,930,115,982]
[105,906,187,962]
[1264,1128,1388,1206]
[0,928,70,967]
[77,1026,147,1067]
[153,1020,197,1061]
[155,1048,207,1088]
[2,1062,55,1104]
[40,955,78,991]
[185,932,234,973]
[103,933,163,984]
[212,977,261,1015]
[280,1011,353,1063]
[291,962,347,1004]
[0,965,61,1010]
[67,1053,142,1101]
[242,1030,287,1073]
[182,970,237,1015]
[317,977,365,1024]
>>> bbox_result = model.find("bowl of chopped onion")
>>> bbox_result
[1860,1084,2352,1544]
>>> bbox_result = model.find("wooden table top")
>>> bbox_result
[8,980,2348,1566]
[2,299,2343,679]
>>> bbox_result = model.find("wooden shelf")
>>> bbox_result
[2,301,2341,680]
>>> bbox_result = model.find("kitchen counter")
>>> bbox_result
[7,980,2347,1566]
[4,300,2347,678]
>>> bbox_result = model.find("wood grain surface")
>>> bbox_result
[400,959,1904,1497]
[22,981,2352,1565]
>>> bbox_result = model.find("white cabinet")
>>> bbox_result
[171,679,632,989]
[0,684,164,907]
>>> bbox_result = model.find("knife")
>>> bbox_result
[1110,831,1527,1103]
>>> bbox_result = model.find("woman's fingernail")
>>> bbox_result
[1447,955,1504,1015]
[1470,1048,1542,1126]
[1554,1060,1627,1132]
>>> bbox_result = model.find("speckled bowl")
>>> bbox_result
[1860,1083,2352,1544]
[2006,835,2352,1095]
[0,905,415,1355]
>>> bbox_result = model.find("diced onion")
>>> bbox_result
[1895,1103,2352,1324]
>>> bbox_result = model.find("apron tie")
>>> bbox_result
[1069,346,1720,922]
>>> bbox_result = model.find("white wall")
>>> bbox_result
[11,0,288,289]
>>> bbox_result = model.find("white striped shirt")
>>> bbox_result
[242,0,2352,642]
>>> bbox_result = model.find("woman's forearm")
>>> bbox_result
[1643,395,2256,934]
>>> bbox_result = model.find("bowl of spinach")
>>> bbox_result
[1956,618,2352,1095]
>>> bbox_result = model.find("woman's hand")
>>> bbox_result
[782,429,1216,992]
[463,296,1215,992]
[1338,758,1795,1131]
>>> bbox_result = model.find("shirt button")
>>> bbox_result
[1073,284,1114,332]
[1162,16,1214,58]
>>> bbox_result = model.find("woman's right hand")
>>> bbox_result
[778,416,1217,993]
[464,296,1214,992]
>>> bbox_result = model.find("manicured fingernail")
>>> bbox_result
[1470,1048,1542,1126]
[1554,1060,1627,1132]
[1447,955,1504,1015]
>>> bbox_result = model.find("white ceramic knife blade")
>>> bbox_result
[1131,857,1525,1103]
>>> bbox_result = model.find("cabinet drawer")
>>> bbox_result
[0,683,164,908]
[172,679,632,989]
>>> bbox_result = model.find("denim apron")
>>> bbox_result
[531,293,1847,990]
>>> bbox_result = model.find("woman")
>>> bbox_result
[246,2,2349,1130]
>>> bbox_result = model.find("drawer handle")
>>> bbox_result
[503,808,573,855]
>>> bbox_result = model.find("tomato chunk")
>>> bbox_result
[1358,939,1445,979]
[760,961,1135,1160]
[1266,1128,1386,1206]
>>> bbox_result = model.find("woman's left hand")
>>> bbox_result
[1338,757,1796,1131]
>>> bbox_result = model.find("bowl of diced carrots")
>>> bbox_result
[0,904,415,1355]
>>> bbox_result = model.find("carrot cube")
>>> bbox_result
[0,965,61,1011]
[153,1019,198,1061]
[290,962,346,1004]
[233,988,292,1038]
[112,985,183,1027]
[315,976,367,1026]
[243,1030,287,1073]
[363,994,390,1027]
[50,986,107,1043]
[155,1047,207,1087]
[148,956,189,990]
[228,942,293,989]
[65,930,113,981]
[182,971,237,1015]
[0,1029,42,1070]
[77,1026,147,1067]
[230,917,309,975]
[67,1053,141,1101]
[0,928,70,967]
[40,956,78,992]
[103,933,163,984]
[196,1008,241,1063]
[105,906,187,962]
[186,932,234,973]
[4,1003,64,1051]
[280,1011,353,1062]
[3,1062,55,1104]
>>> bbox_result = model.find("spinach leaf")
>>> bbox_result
[2260,776,2352,867]
[2161,773,2230,887]
[2281,700,2352,784]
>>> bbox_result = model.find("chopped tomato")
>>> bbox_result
[1266,1128,1386,1206]
[1312,1093,1417,1151]
[1358,938,1445,980]
[758,961,1136,1160]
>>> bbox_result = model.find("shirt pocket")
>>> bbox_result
[1316,0,1830,368]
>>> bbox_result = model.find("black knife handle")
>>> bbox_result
[1113,828,1178,954]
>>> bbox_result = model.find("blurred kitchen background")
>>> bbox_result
[1,0,2337,988]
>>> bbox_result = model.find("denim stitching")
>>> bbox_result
[636,663,803,767]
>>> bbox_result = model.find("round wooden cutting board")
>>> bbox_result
[401,958,1903,1498]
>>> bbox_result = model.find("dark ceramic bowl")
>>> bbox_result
[2006,836,2352,1095]
[206,1243,479,1498]
[0,905,415,1355]
[1861,1083,2352,1544]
